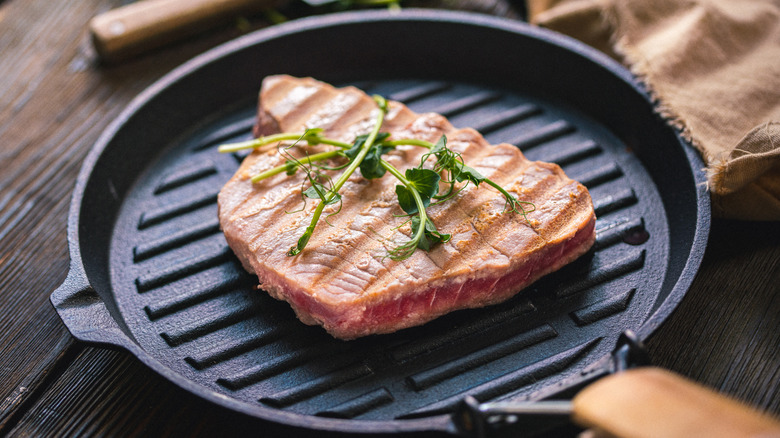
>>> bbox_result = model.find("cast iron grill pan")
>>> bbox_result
[52,10,709,436]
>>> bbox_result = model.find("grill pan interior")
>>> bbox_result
[53,10,709,435]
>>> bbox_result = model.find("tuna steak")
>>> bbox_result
[218,75,596,339]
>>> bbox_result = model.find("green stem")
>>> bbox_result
[483,178,512,199]
[383,138,434,149]
[217,133,307,153]
[250,150,343,183]
[326,107,385,200]
[289,97,388,255]
[381,160,429,246]
[483,179,534,215]
[220,132,429,164]
[218,130,354,153]
[318,138,354,149]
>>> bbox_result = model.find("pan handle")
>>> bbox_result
[50,264,136,350]
[89,0,287,63]
[453,331,650,437]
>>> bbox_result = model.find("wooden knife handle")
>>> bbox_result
[572,367,780,438]
[89,0,284,62]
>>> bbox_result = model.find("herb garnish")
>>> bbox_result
[218,96,535,260]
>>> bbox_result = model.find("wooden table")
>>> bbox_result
[1,0,777,436]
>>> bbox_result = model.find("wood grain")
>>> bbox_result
[572,368,780,438]
[4,347,287,437]
[647,219,780,415]
[0,0,777,436]
[0,0,275,431]
[89,0,286,62]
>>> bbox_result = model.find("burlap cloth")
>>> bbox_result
[526,0,780,220]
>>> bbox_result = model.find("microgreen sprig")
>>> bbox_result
[422,136,536,217]
[218,96,535,260]
[383,163,451,260]
[217,128,351,154]
[286,95,388,256]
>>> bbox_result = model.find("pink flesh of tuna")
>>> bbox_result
[218,75,596,340]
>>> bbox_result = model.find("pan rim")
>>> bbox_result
[56,8,710,434]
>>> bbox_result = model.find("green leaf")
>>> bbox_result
[343,132,389,161]
[343,135,367,161]
[303,182,341,205]
[430,136,456,168]
[343,132,392,179]
[360,144,393,179]
[284,160,298,175]
[431,136,447,154]
[409,216,451,252]
[422,217,451,245]
[288,231,311,257]
[395,185,418,215]
[427,135,484,186]
[405,168,440,201]
[303,128,324,145]
[452,161,485,185]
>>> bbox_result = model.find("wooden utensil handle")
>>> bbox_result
[89,0,283,62]
[572,367,780,438]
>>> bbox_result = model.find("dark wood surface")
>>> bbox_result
[0,0,777,436]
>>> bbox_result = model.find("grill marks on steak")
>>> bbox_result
[218,75,596,339]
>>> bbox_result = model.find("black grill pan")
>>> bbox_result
[51,10,710,436]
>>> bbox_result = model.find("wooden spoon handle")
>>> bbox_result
[572,367,780,438]
[89,0,284,62]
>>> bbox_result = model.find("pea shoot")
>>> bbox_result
[218,96,535,260]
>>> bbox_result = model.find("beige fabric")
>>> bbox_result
[528,0,780,220]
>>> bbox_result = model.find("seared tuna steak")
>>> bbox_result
[218,75,596,339]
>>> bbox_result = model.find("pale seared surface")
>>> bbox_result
[218,75,596,338]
